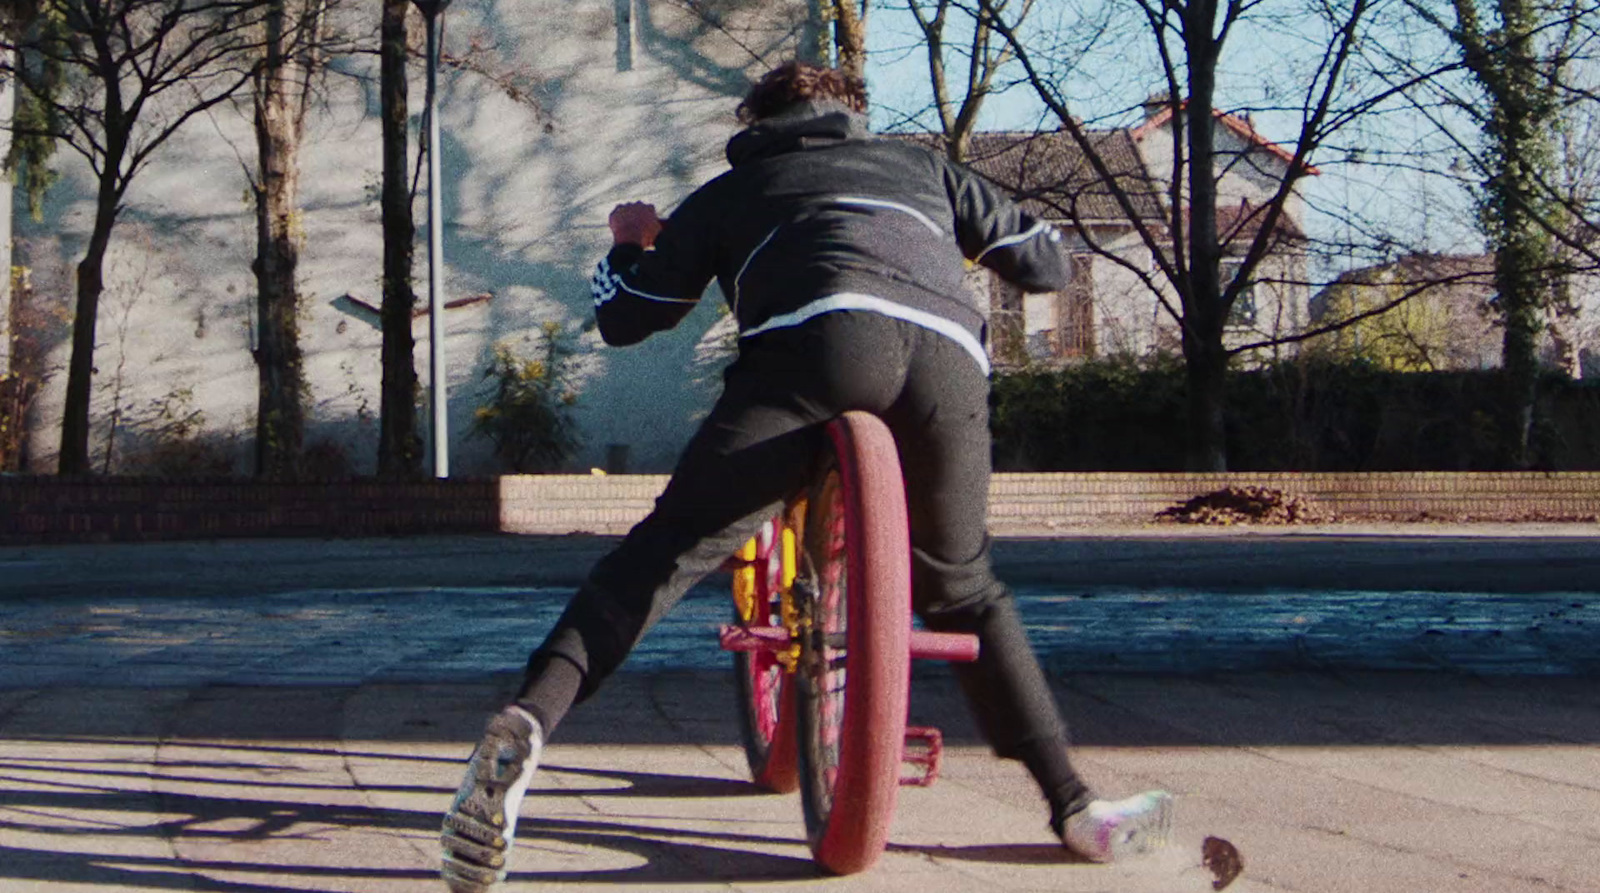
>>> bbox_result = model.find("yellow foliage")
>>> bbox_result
[1316,273,1467,372]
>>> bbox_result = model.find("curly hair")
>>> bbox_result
[736,61,868,125]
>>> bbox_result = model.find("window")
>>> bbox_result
[1057,253,1096,358]
[982,272,1027,367]
[983,253,1096,366]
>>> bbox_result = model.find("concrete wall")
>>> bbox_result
[15,0,809,476]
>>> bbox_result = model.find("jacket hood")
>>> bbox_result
[725,99,872,167]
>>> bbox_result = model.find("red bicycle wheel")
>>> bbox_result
[734,520,799,793]
[795,411,912,875]
[735,647,798,791]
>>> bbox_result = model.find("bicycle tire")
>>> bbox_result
[794,411,912,875]
[733,524,800,792]
[734,646,798,791]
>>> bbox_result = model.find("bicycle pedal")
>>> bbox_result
[900,726,943,787]
[718,624,789,653]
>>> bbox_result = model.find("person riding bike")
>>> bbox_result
[440,60,1173,893]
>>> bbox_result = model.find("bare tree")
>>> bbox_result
[1399,0,1596,466]
[376,0,420,478]
[251,0,329,479]
[811,0,868,77]
[969,0,1459,470]
[897,0,1038,162]
[366,8,553,480]
[1547,85,1600,376]
[1,0,269,475]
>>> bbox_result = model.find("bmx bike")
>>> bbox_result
[718,411,980,875]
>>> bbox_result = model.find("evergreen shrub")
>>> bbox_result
[990,357,1600,471]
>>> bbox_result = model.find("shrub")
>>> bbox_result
[302,436,356,480]
[118,388,240,476]
[0,372,25,472]
[990,357,1600,471]
[990,355,1186,471]
[472,323,581,473]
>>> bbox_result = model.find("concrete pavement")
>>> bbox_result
[2,529,1598,892]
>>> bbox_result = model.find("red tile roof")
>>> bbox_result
[1130,103,1321,176]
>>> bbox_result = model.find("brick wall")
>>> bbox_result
[3,472,1597,544]
[497,474,668,535]
[983,471,1600,534]
[499,471,1600,536]
[0,477,500,543]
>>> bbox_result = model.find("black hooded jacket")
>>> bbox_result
[589,101,1070,372]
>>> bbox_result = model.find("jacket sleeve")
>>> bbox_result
[942,158,1071,294]
[590,194,718,346]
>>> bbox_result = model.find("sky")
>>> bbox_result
[857,0,1491,272]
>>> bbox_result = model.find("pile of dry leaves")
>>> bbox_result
[1157,486,1331,525]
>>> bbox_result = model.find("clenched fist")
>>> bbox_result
[608,202,664,249]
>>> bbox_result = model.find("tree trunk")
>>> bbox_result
[58,64,130,476]
[1496,235,1543,467]
[1546,270,1581,378]
[802,0,828,64]
[57,196,118,475]
[377,0,421,478]
[253,0,307,480]
[1466,0,1556,469]
[1183,331,1229,472]
[833,1,866,81]
[1181,0,1227,471]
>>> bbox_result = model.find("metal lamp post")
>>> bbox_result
[413,0,452,478]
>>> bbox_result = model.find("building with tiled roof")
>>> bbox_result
[893,101,1315,366]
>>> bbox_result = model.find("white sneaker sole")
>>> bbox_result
[440,707,540,892]
[1102,791,1175,860]
[1063,791,1176,863]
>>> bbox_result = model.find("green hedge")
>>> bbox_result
[990,358,1600,471]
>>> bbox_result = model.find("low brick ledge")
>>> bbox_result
[2,471,1598,543]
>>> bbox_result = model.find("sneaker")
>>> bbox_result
[441,705,543,892]
[1057,790,1174,863]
